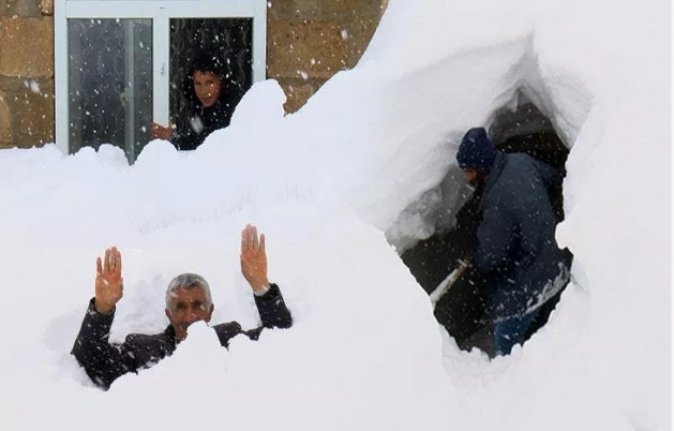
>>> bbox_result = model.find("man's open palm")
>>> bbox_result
[95,247,123,314]
[240,225,269,292]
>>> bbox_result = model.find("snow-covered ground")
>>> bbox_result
[0,0,670,430]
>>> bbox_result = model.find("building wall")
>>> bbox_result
[0,0,55,148]
[267,0,386,112]
[0,0,386,149]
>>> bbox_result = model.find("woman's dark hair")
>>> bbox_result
[182,50,242,106]
[189,51,232,81]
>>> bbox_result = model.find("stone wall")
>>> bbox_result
[0,0,54,148]
[0,0,386,148]
[268,0,387,112]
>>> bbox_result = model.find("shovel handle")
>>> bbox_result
[429,260,470,307]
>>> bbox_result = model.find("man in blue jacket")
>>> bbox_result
[456,127,570,355]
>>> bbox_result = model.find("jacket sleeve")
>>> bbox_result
[170,124,199,151]
[254,283,293,329]
[213,284,293,347]
[70,298,138,390]
[473,196,517,273]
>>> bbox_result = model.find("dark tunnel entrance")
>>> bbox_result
[399,91,572,357]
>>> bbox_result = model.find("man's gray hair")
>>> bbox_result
[165,273,212,309]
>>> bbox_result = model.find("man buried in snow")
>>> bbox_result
[72,224,292,390]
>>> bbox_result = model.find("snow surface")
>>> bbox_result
[0,0,670,430]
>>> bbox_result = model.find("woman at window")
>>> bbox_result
[150,53,241,151]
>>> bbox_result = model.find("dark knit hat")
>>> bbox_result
[456,127,496,172]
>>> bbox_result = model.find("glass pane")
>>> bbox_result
[168,18,252,147]
[68,18,152,162]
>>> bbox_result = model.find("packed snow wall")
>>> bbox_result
[0,1,670,431]
[342,1,670,429]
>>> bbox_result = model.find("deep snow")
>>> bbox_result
[0,0,670,430]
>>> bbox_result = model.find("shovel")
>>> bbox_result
[429,260,470,308]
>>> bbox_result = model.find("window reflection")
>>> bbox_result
[68,19,152,162]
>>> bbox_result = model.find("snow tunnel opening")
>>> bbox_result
[394,89,573,358]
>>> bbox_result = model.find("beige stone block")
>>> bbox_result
[318,0,385,17]
[12,80,54,147]
[18,0,42,16]
[0,16,54,77]
[342,14,381,67]
[0,1,14,16]
[0,0,42,17]
[268,0,319,20]
[279,79,322,113]
[268,19,350,80]
[0,91,12,148]
[380,0,389,18]
[269,0,384,20]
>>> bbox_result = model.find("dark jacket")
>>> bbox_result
[72,284,291,390]
[172,93,240,151]
[474,152,568,320]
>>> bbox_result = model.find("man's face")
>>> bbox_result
[165,286,214,341]
[463,168,479,186]
[193,70,222,108]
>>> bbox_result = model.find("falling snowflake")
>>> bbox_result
[29,81,41,94]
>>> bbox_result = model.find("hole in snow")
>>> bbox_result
[392,89,573,358]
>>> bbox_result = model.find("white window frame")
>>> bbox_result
[54,0,267,155]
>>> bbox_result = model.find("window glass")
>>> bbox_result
[68,19,152,162]
[169,18,252,127]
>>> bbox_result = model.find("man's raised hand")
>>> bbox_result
[240,224,270,294]
[94,247,124,314]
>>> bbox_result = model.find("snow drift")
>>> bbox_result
[0,0,670,430]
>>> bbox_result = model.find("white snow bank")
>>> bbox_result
[0,0,670,430]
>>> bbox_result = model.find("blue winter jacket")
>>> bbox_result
[474,151,567,320]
